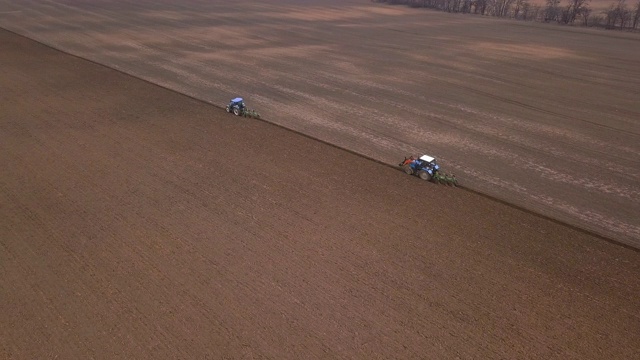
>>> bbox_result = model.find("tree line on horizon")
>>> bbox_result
[373,0,640,30]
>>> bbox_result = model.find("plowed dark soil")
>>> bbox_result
[1,29,639,359]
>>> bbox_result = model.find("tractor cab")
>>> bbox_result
[226,97,246,116]
[400,154,440,181]
[412,155,439,173]
[230,97,245,108]
[416,155,439,171]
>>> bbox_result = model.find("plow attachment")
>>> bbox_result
[432,172,458,186]
[242,108,261,119]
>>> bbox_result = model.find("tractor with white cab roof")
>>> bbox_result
[399,154,458,186]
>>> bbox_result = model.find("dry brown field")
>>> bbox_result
[2,27,640,359]
[2,0,640,358]
[2,0,638,248]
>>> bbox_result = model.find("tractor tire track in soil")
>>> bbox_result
[2,28,640,359]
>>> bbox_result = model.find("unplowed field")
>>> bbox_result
[1,29,640,359]
[1,0,638,247]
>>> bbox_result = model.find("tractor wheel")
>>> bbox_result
[418,170,431,181]
[402,165,413,175]
[225,105,230,113]
[233,107,240,116]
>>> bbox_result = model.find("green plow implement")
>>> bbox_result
[432,172,458,186]
[242,108,261,119]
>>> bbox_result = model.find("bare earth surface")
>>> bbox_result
[0,0,638,247]
[2,28,640,359]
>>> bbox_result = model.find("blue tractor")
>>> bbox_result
[400,154,457,185]
[400,155,440,181]
[226,97,246,116]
